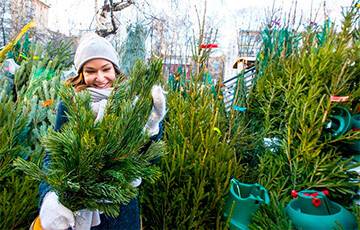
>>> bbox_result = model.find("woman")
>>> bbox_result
[38,33,166,230]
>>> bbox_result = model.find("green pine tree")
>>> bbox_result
[141,69,248,229]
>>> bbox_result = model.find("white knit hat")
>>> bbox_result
[74,33,120,73]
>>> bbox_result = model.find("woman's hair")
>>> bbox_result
[66,65,125,92]
[65,71,88,92]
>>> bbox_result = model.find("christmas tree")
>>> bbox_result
[142,71,247,228]
[141,11,246,228]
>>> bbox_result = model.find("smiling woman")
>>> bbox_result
[82,59,117,89]
[66,33,121,91]
[34,32,167,230]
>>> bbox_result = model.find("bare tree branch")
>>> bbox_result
[95,0,134,37]
[113,0,134,11]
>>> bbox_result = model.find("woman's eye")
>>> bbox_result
[103,68,111,72]
[85,70,96,74]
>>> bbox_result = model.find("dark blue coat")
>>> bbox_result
[39,101,163,230]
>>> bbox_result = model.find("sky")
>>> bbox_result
[45,0,355,79]
[47,0,354,36]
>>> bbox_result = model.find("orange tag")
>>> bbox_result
[41,99,54,107]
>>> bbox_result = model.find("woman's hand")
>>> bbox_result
[40,191,75,230]
[145,85,167,136]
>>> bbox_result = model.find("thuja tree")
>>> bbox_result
[119,22,147,76]
[0,26,73,228]
[0,95,39,230]
[245,5,360,228]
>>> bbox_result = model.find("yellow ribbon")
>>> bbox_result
[0,20,36,62]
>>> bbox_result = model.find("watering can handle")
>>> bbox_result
[329,115,345,137]
[262,188,270,205]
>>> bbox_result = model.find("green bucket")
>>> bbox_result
[286,190,358,230]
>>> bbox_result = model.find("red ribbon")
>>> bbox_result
[330,95,349,102]
[200,43,219,49]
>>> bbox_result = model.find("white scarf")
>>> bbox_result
[87,87,113,123]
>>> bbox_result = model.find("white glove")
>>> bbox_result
[40,191,75,230]
[74,209,101,230]
[130,177,142,187]
[145,85,167,136]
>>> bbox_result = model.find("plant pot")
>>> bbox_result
[286,190,358,230]
[224,178,270,230]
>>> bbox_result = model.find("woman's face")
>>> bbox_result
[82,59,116,89]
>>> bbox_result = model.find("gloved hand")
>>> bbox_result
[145,85,166,136]
[74,209,101,230]
[39,191,75,230]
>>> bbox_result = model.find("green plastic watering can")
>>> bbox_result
[224,178,270,230]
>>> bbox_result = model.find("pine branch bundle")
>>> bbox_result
[15,59,166,217]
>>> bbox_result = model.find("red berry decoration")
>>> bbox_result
[322,189,329,196]
[291,190,298,198]
[311,192,319,197]
[312,198,321,207]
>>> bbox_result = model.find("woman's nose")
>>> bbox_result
[96,71,106,81]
